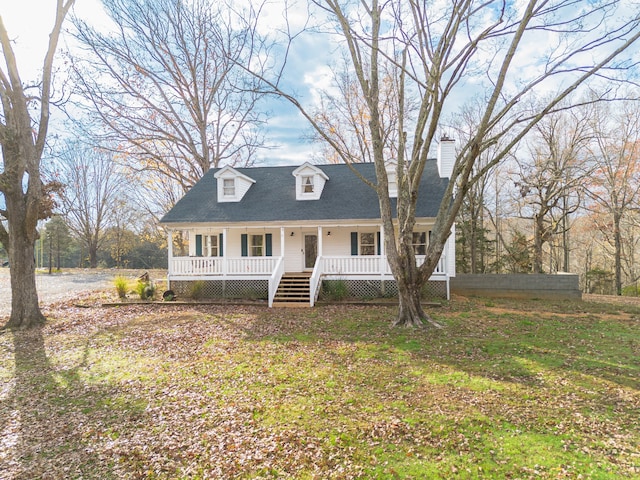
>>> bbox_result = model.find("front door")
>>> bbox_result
[304,234,318,270]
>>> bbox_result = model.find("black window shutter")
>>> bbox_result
[265,234,272,256]
[377,231,381,255]
[351,232,358,256]
[219,233,224,257]
[195,234,203,256]
[241,234,248,257]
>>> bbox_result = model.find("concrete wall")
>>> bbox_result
[450,274,581,300]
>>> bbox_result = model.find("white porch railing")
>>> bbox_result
[170,256,279,276]
[169,253,449,301]
[268,257,285,307]
[170,254,447,279]
[309,260,323,307]
[319,254,447,277]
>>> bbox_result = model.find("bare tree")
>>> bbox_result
[70,0,270,196]
[510,102,594,273]
[55,142,126,268]
[256,0,640,327]
[451,98,506,274]
[585,97,640,295]
[44,215,71,273]
[0,0,74,329]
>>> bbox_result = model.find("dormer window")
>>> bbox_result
[302,175,314,194]
[223,178,235,197]
[214,166,255,203]
[292,162,328,201]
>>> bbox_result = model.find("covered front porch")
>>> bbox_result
[166,224,453,307]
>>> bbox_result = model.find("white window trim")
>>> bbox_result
[359,232,376,256]
[250,234,264,257]
[205,235,219,257]
[222,178,235,197]
[302,175,314,194]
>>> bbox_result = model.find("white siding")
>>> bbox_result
[322,229,351,256]
[447,224,456,277]
[236,177,253,199]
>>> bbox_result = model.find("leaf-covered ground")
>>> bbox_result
[0,295,638,479]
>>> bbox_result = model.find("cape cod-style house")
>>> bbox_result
[159,138,456,306]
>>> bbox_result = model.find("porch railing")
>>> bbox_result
[268,257,285,307]
[170,256,279,276]
[319,254,447,277]
[309,260,323,307]
[170,254,447,279]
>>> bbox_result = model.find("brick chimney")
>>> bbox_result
[437,135,455,179]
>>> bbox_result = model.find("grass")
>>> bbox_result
[0,296,638,479]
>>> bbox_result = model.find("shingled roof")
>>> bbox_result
[159,161,448,224]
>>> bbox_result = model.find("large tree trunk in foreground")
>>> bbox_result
[0,0,74,329]
[395,278,427,328]
[392,242,443,329]
[5,206,46,329]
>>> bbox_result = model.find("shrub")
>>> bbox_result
[114,276,129,299]
[136,280,155,300]
[322,279,349,301]
[189,280,205,299]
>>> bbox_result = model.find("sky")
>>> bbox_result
[0,0,321,165]
[2,1,640,168]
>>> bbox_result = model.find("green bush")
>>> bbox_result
[322,279,349,301]
[136,280,155,300]
[114,276,129,299]
[189,280,205,299]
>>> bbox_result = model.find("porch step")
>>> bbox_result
[273,273,311,307]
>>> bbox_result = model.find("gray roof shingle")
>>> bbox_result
[159,161,447,224]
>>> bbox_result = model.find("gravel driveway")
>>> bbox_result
[0,269,166,317]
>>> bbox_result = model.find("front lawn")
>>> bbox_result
[0,297,638,479]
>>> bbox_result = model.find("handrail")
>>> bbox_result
[268,257,285,307]
[309,256,323,307]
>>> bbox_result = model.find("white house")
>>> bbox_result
[159,139,456,306]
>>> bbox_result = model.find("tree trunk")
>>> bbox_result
[392,246,443,329]
[614,213,622,296]
[5,224,46,329]
[88,242,98,268]
[470,214,478,274]
[533,213,544,273]
[395,276,428,327]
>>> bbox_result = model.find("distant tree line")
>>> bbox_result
[454,93,640,296]
[35,215,167,271]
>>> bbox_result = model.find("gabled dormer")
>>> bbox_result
[214,166,256,203]
[292,162,329,200]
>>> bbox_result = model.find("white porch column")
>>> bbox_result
[379,224,385,279]
[280,227,285,257]
[318,226,323,256]
[223,228,228,277]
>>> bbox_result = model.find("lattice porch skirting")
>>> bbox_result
[170,280,269,300]
[169,278,447,301]
[320,279,447,300]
